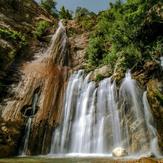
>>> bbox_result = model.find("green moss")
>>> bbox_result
[95,74,105,82]
[156,90,163,105]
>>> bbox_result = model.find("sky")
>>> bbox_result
[56,0,115,13]
[36,0,115,13]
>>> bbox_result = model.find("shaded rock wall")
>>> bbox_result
[0,118,23,157]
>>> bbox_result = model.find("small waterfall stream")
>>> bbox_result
[143,92,161,157]
[50,70,161,157]
[21,92,39,155]
[21,118,32,156]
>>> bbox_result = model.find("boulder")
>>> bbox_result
[112,147,128,157]
[90,65,112,81]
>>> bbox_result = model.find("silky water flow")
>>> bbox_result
[50,70,161,157]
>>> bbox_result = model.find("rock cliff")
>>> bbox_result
[0,0,162,159]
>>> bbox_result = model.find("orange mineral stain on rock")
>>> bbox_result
[1,22,72,154]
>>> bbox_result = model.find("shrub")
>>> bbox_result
[74,7,96,31]
[59,6,72,20]
[102,51,118,66]
[0,28,27,46]
[85,0,162,71]
[86,36,105,67]
[34,20,50,38]
[122,44,142,68]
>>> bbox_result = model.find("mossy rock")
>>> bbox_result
[113,57,126,83]
[90,65,112,81]
[147,79,163,151]
[147,79,163,119]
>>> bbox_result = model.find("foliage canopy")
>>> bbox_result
[86,0,163,72]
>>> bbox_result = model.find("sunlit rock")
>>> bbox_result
[90,65,112,81]
[112,147,128,157]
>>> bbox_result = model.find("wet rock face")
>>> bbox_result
[0,22,71,155]
[0,118,22,157]
[147,80,163,119]
[0,0,54,157]
[1,62,69,155]
[147,79,163,151]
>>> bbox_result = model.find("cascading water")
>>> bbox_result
[143,91,161,157]
[21,92,39,155]
[119,70,149,155]
[21,118,32,156]
[50,70,161,157]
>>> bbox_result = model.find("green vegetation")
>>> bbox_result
[74,7,97,31]
[0,28,27,47]
[34,20,50,39]
[59,6,72,20]
[86,0,163,72]
[95,74,105,82]
[0,28,27,71]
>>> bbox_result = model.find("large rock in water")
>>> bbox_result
[112,147,128,157]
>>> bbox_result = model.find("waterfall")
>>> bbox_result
[21,118,32,156]
[50,70,161,157]
[20,92,39,155]
[50,71,120,154]
[161,56,163,70]
[143,92,161,157]
[119,70,149,154]
[19,21,68,155]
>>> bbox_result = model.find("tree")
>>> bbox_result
[59,6,72,20]
[75,7,90,19]
[40,0,58,17]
